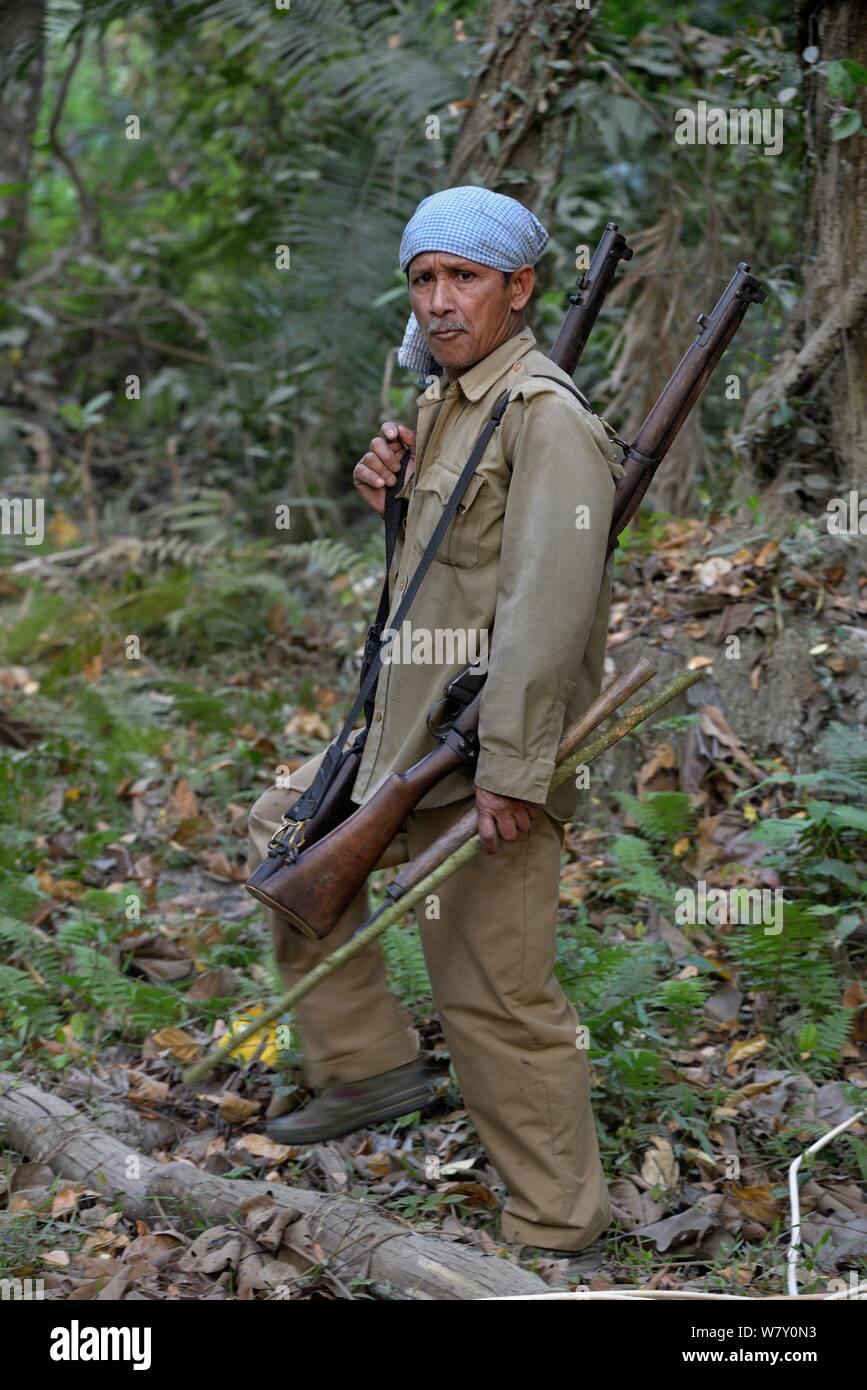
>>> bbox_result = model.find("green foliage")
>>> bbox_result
[1,0,804,536]
[382,923,432,1006]
[556,927,710,1110]
[279,534,383,585]
[0,877,189,1052]
[616,790,696,846]
[605,833,672,904]
[725,893,860,1076]
[0,963,64,1038]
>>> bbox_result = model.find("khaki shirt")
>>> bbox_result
[351,326,623,821]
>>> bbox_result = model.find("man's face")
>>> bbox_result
[406,252,534,378]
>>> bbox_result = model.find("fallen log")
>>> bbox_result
[0,1075,547,1300]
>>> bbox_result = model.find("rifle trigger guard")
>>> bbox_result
[427,697,459,738]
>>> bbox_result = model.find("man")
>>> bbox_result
[247,186,622,1256]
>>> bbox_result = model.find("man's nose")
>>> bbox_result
[429,278,454,317]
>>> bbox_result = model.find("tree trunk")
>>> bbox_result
[0,1075,548,1300]
[0,0,45,284]
[447,0,599,218]
[743,0,867,489]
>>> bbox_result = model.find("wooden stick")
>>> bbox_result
[184,664,698,1085]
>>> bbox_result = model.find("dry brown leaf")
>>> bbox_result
[695,556,733,588]
[754,541,779,568]
[42,1249,71,1267]
[699,707,764,780]
[127,1071,170,1104]
[727,1183,780,1226]
[50,1187,79,1218]
[217,1093,261,1124]
[188,967,238,1000]
[843,981,867,1042]
[638,741,678,794]
[167,777,199,819]
[237,1133,293,1164]
[200,850,246,882]
[36,868,84,901]
[0,665,38,692]
[725,1036,768,1073]
[150,1026,201,1063]
[640,1136,679,1191]
[284,709,330,740]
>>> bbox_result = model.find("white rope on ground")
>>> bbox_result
[485,1285,867,1301]
[787,1108,865,1296]
[484,1107,867,1302]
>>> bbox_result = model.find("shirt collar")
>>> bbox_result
[455,326,537,401]
[414,326,537,407]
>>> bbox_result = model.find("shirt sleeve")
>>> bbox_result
[474,389,616,803]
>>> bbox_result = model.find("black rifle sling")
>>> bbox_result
[529,374,594,412]
[360,442,410,728]
[285,385,514,825]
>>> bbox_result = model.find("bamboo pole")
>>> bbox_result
[185,665,699,1084]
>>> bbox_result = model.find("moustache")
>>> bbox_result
[427,320,470,336]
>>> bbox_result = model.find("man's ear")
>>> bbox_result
[509,265,534,313]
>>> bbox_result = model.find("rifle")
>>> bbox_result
[247,255,766,941]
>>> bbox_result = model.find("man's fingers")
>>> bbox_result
[379,424,407,458]
[361,448,398,485]
[354,461,387,490]
[512,806,533,834]
[381,422,416,457]
[496,813,519,843]
[372,438,403,476]
[477,809,499,855]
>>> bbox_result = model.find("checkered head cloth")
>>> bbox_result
[397,186,549,379]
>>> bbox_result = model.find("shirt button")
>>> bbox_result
[374,711,383,723]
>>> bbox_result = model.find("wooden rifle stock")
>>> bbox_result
[246,693,482,938]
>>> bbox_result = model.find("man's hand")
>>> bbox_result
[475,786,543,855]
[353,421,416,517]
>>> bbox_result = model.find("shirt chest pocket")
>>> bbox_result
[411,461,489,570]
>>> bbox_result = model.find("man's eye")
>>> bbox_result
[458,271,475,281]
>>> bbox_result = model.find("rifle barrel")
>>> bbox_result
[608,262,767,550]
[549,221,633,377]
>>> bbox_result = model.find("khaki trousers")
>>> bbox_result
[247,753,611,1251]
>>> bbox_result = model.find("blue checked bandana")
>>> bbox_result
[397,186,549,380]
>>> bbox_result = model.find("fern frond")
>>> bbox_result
[607,835,672,904]
[616,791,697,847]
[381,924,432,1006]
